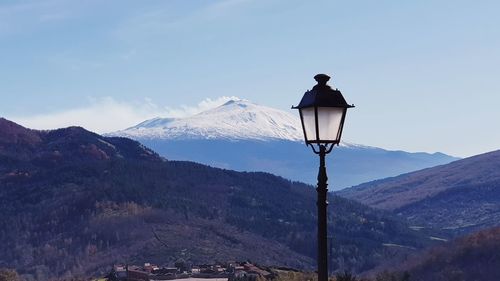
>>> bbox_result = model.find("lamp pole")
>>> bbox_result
[317,144,328,281]
[292,74,354,281]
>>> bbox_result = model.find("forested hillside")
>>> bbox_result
[388,227,500,281]
[339,150,500,234]
[0,118,445,280]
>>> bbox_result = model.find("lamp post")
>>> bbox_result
[293,74,354,281]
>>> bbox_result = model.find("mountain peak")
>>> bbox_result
[0,117,42,145]
[221,98,251,107]
[0,118,162,165]
[110,99,304,141]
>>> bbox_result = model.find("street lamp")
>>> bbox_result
[293,74,354,281]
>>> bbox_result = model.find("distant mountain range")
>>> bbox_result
[0,118,445,280]
[338,150,500,234]
[109,99,459,190]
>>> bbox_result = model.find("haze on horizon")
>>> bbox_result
[1,0,499,158]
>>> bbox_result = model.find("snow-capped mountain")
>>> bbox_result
[114,99,304,141]
[109,98,459,190]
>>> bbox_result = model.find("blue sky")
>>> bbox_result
[1,0,499,157]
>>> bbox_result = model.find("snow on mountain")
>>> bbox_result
[112,99,304,141]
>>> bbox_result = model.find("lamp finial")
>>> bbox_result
[314,74,330,85]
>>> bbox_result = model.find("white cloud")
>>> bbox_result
[8,96,241,134]
[164,96,241,118]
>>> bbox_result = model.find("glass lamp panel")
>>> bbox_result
[300,107,317,142]
[317,107,344,142]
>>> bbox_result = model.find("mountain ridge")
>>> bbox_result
[338,149,500,234]
[0,117,162,168]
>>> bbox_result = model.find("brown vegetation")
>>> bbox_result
[0,269,21,281]
[390,227,500,281]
